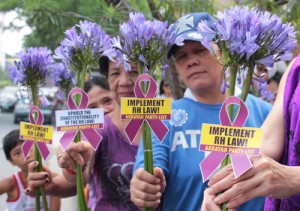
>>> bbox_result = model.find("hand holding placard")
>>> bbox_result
[200,96,262,181]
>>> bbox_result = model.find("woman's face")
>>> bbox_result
[107,61,139,103]
[162,82,172,98]
[174,41,223,94]
[256,64,268,81]
[87,86,116,115]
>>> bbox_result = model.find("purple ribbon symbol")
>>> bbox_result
[200,96,252,181]
[125,74,169,143]
[59,88,102,151]
[22,106,51,160]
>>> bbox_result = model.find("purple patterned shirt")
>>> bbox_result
[264,55,300,210]
[91,116,140,211]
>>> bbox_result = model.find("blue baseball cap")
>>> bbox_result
[167,12,216,59]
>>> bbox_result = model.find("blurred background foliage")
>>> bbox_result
[0,0,298,98]
[0,0,298,51]
[0,0,216,49]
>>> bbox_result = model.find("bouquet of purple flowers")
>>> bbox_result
[112,12,182,211]
[54,20,115,211]
[8,47,54,211]
[198,6,296,102]
[198,5,297,211]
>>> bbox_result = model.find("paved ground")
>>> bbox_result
[0,112,77,211]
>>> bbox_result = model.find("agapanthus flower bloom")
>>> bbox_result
[198,6,297,68]
[8,47,53,86]
[51,62,76,92]
[7,46,54,211]
[112,12,183,73]
[198,6,296,194]
[258,82,275,102]
[54,20,116,72]
[198,6,296,98]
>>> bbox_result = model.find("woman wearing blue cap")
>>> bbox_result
[130,12,271,211]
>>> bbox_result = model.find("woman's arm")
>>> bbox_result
[26,162,76,197]
[57,141,95,185]
[260,59,295,161]
[50,196,61,211]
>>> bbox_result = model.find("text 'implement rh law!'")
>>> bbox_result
[200,123,263,155]
[20,122,53,144]
[121,98,171,120]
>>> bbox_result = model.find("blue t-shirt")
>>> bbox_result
[134,94,271,211]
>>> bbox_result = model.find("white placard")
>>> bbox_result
[55,108,104,131]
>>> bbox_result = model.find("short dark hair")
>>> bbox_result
[99,56,109,78]
[159,80,167,95]
[3,129,23,160]
[267,71,283,85]
[84,76,110,93]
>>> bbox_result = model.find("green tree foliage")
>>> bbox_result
[1,0,298,50]
[2,0,298,98]
[0,0,215,50]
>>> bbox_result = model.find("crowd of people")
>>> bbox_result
[0,9,299,211]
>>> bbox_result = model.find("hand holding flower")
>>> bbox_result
[8,47,54,211]
[202,155,300,209]
[54,20,115,210]
[130,167,166,208]
[26,161,53,196]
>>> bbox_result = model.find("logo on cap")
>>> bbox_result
[187,32,203,39]
[175,15,195,35]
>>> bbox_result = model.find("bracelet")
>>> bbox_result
[65,164,88,175]
[65,168,77,175]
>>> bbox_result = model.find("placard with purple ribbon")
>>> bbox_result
[121,74,171,143]
[20,106,52,160]
[199,96,263,181]
[56,87,103,151]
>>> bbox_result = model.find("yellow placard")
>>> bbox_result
[121,98,171,120]
[200,123,262,155]
[20,122,53,144]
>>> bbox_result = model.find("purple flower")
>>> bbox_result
[54,20,116,72]
[40,92,51,107]
[253,76,266,83]
[113,12,183,74]
[8,47,53,87]
[161,64,169,73]
[51,62,75,92]
[221,79,230,94]
[258,82,275,102]
[201,37,213,54]
[198,6,297,68]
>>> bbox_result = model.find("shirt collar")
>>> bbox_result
[183,86,242,102]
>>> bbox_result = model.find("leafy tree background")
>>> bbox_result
[1,0,299,98]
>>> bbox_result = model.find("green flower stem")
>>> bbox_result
[227,66,238,123]
[221,66,237,168]
[31,85,49,211]
[143,122,154,211]
[137,61,154,211]
[241,64,254,102]
[74,66,88,211]
[220,66,238,211]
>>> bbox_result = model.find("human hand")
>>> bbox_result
[200,188,236,211]
[57,141,93,169]
[206,155,299,209]
[25,161,53,195]
[130,167,166,208]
